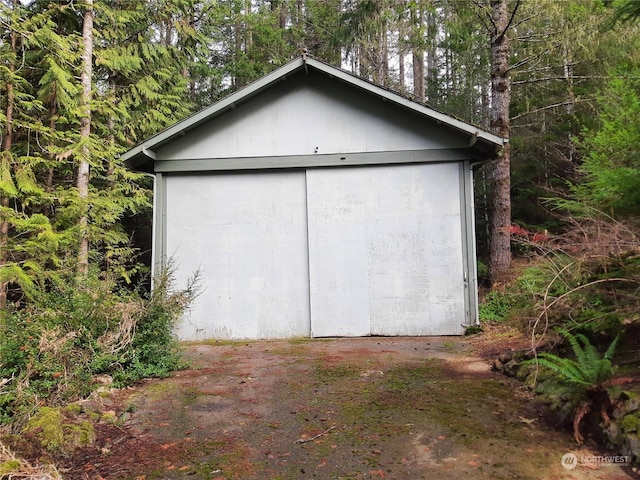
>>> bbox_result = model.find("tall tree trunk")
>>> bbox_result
[488,0,519,283]
[561,23,576,166]
[425,6,437,102]
[76,0,93,277]
[399,50,406,92]
[245,0,253,51]
[358,45,369,79]
[278,1,287,29]
[379,24,389,86]
[411,5,425,102]
[398,1,407,93]
[0,0,18,307]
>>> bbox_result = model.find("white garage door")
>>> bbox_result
[166,163,466,340]
[306,163,466,337]
[166,172,311,340]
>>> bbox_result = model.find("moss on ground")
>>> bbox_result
[0,459,21,475]
[22,406,95,455]
[621,413,640,433]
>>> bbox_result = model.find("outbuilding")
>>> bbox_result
[122,56,504,341]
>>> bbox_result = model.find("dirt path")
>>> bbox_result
[68,337,635,479]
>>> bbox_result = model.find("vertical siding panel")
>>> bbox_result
[307,163,465,337]
[165,172,310,340]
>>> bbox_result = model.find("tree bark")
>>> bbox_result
[425,6,437,102]
[488,0,518,283]
[76,0,93,277]
[379,23,389,86]
[0,0,18,307]
[411,5,425,102]
[399,50,406,92]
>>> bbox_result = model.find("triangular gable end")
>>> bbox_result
[121,57,504,172]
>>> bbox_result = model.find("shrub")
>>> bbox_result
[479,290,513,322]
[511,217,640,337]
[477,260,489,285]
[0,266,197,426]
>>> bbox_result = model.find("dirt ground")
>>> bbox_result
[60,335,637,480]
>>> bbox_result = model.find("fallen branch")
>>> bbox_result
[295,426,336,444]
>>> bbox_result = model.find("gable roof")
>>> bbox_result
[121,56,505,170]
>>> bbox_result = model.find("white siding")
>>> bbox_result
[156,75,468,161]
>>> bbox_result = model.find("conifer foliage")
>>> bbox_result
[0,0,198,422]
[573,67,640,217]
[0,0,195,301]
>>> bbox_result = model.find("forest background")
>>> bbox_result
[0,0,639,450]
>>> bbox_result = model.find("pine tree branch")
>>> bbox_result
[507,48,552,73]
[470,0,495,35]
[494,0,522,41]
[511,12,537,31]
[502,0,522,37]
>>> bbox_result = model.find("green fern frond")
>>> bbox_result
[531,329,621,389]
[558,329,589,368]
[604,331,622,361]
[0,152,18,197]
[0,263,37,299]
[533,354,584,384]
[14,165,43,196]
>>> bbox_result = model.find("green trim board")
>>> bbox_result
[153,148,473,173]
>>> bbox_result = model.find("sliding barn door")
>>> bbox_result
[306,163,466,337]
[166,163,466,340]
[165,172,311,340]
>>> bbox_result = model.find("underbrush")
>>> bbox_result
[481,216,640,462]
[481,217,639,336]
[0,440,62,479]
[519,217,639,338]
[0,267,197,428]
[479,289,514,323]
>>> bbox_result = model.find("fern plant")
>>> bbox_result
[525,328,622,444]
[533,329,621,386]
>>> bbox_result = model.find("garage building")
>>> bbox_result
[122,56,504,340]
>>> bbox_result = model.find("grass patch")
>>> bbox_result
[312,363,360,384]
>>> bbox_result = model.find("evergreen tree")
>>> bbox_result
[76,0,94,277]
[508,0,636,229]
[0,0,198,303]
[488,0,519,282]
[0,0,62,304]
[573,65,640,217]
